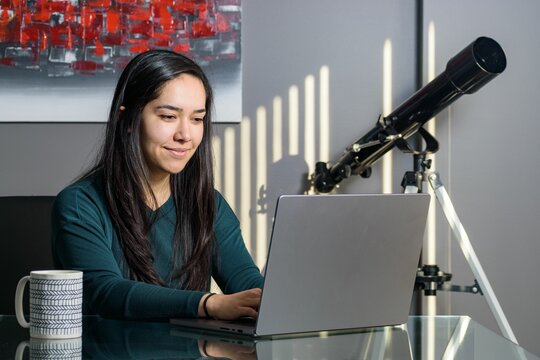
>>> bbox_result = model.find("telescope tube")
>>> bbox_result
[315,36,506,193]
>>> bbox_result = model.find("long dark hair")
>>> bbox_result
[84,50,215,290]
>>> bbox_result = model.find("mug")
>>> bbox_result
[15,270,83,339]
[15,337,82,360]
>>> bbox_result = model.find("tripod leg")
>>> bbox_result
[426,172,518,344]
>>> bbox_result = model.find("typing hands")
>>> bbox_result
[199,288,261,320]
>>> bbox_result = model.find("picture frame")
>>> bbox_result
[0,0,241,123]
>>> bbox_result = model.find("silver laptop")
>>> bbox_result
[171,193,430,338]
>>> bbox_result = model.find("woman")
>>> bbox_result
[52,50,263,320]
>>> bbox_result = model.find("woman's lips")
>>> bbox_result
[165,147,189,158]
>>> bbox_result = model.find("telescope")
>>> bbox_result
[314,36,507,193]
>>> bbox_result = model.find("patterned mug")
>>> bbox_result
[15,270,83,339]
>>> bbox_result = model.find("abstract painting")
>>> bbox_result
[0,0,241,122]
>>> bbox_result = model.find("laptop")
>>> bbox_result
[171,193,430,338]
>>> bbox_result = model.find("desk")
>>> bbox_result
[0,315,536,359]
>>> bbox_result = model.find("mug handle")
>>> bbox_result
[14,340,29,360]
[15,276,30,328]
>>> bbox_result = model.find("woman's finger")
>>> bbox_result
[239,306,258,318]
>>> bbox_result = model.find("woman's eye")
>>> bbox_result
[194,117,205,122]
[159,114,175,121]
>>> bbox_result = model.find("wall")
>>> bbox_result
[0,0,417,260]
[220,0,417,267]
[422,0,540,355]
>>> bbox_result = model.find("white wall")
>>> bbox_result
[423,0,540,355]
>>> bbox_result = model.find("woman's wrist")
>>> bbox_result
[198,293,217,318]
[202,293,216,318]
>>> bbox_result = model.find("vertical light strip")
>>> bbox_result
[446,107,452,314]
[256,107,268,268]
[305,75,316,177]
[425,20,437,323]
[212,134,224,294]
[240,117,252,254]
[319,66,330,162]
[272,96,283,163]
[426,21,437,269]
[212,136,222,193]
[223,127,236,212]
[288,86,299,156]
[382,39,393,193]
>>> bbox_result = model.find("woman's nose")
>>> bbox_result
[173,118,191,142]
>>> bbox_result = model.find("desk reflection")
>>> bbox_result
[79,317,412,359]
[189,327,412,360]
[82,318,200,359]
[7,316,536,359]
[15,337,82,359]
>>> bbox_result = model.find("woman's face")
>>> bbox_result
[139,74,206,180]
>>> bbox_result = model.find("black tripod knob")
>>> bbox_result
[415,264,452,296]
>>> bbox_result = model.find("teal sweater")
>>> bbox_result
[51,175,263,320]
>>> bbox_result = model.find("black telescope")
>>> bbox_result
[314,36,507,193]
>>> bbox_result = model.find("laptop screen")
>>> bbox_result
[255,193,429,336]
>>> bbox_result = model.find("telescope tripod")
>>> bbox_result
[402,153,518,344]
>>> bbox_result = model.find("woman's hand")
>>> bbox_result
[198,288,262,320]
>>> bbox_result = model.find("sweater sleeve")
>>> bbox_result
[51,186,205,320]
[211,192,264,293]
